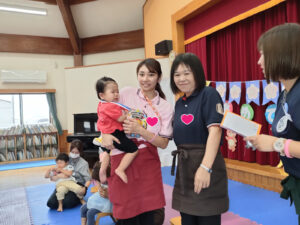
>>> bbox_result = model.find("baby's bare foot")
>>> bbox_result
[115,169,128,183]
[57,206,63,212]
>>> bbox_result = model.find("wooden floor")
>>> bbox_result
[0,165,52,191]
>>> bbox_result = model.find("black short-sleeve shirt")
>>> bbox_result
[173,87,224,145]
[272,78,300,178]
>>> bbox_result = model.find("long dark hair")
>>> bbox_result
[136,58,166,99]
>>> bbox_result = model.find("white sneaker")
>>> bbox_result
[93,137,102,146]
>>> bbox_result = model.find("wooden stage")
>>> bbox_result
[225,158,288,193]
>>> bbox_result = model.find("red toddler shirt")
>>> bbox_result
[97,101,124,133]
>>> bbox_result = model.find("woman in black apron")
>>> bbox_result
[170,53,229,225]
[245,23,300,225]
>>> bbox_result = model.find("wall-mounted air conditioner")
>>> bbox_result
[0,70,47,83]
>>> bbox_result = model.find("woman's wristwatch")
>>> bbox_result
[200,164,212,173]
[273,138,285,156]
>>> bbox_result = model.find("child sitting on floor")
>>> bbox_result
[80,160,113,225]
[45,153,86,212]
[93,76,138,184]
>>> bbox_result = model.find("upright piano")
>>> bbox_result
[66,113,100,168]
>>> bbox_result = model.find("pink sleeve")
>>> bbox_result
[119,87,136,105]
[158,101,174,138]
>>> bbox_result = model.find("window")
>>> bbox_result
[0,94,50,129]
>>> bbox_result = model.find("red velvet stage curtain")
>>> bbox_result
[185,37,208,76]
[185,0,299,166]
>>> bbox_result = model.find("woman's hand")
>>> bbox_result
[101,133,120,150]
[194,166,211,194]
[244,134,277,152]
[123,118,142,135]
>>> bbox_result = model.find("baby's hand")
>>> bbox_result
[55,167,62,173]
[50,166,56,171]
[122,110,129,117]
[118,110,129,123]
[49,170,57,177]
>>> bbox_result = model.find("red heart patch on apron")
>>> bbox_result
[146,117,158,126]
[181,114,194,125]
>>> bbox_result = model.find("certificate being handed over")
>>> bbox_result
[220,111,262,137]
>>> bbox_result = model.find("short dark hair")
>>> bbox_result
[257,23,300,82]
[56,153,69,163]
[136,58,166,99]
[95,76,117,100]
[170,53,206,94]
[70,139,83,156]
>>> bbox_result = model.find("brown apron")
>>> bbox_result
[171,144,229,216]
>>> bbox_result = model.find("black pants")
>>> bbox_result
[46,182,86,209]
[101,130,138,153]
[47,189,81,209]
[116,210,154,225]
[180,212,221,225]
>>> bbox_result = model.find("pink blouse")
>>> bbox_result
[119,87,173,139]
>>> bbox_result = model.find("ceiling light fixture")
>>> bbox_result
[0,3,47,16]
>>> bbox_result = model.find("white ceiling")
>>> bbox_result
[0,0,145,38]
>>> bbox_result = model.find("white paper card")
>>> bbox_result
[83,121,90,129]
[221,112,261,137]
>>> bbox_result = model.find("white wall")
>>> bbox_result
[83,48,145,65]
[0,52,73,129]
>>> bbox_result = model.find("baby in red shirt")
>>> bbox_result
[94,77,138,184]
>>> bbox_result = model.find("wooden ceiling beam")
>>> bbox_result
[82,29,145,55]
[0,33,73,55]
[69,0,96,4]
[30,0,96,5]
[56,0,81,55]
[0,30,144,55]
[30,0,56,4]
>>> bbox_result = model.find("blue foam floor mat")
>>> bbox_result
[0,159,55,171]
[26,183,115,225]
[25,166,298,225]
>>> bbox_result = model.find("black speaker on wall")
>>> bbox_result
[155,40,173,56]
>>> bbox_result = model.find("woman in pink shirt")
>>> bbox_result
[101,58,173,225]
